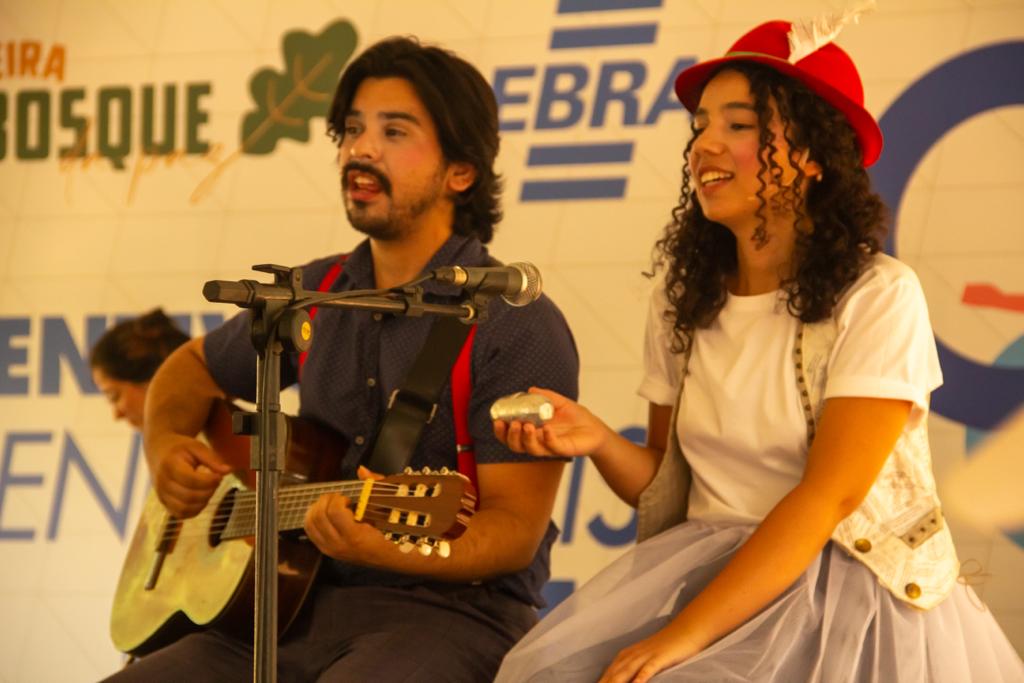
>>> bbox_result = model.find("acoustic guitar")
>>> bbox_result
[109,401,476,655]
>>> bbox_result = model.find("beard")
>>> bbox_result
[345,191,438,241]
[343,163,446,242]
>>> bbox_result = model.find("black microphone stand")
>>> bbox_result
[203,263,481,683]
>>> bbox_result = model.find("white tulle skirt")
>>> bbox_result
[496,521,1024,682]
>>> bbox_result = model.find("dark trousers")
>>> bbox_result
[101,582,537,682]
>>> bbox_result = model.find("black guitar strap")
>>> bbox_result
[306,252,489,476]
[365,316,474,474]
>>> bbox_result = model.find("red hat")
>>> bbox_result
[674,20,883,167]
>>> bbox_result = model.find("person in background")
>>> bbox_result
[90,309,190,431]
[493,18,1024,683]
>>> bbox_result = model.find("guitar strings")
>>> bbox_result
[155,479,457,536]
[157,481,425,531]
[154,502,434,543]
[160,490,429,534]
[154,480,460,543]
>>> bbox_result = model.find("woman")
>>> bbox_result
[493,20,1023,683]
[90,309,190,430]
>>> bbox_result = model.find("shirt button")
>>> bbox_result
[367,378,376,387]
[904,582,922,600]
[355,435,365,446]
[373,313,383,322]
[853,538,872,553]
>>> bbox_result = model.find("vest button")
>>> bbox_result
[854,538,872,553]
[905,582,922,599]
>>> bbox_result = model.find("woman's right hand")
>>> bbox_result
[493,387,614,458]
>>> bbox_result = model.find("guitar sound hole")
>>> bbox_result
[209,488,237,547]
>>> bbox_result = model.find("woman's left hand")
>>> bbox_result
[598,623,704,683]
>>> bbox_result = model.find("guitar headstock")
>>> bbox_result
[359,468,477,558]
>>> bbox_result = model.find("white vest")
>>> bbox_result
[636,318,960,610]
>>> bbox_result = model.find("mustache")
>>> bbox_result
[341,161,392,196]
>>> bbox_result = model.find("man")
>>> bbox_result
[104,37,578,682]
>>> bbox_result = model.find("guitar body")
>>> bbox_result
[110,402,345,655]
[110,402,475,656]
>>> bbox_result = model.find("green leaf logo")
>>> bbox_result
[240,20,358,155]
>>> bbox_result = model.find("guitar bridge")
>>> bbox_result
[143,550,168,591]
[145,513,180,590]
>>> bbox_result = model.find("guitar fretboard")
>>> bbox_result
[219,481,409,539]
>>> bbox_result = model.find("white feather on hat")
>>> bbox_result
[787,0,877,64]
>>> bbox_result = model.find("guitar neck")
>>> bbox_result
[221,480,367,540]
[214,471,474,550]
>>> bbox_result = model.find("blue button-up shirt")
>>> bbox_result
[205,234,579,607]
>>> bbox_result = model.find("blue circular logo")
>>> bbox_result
[871,41,1024,432]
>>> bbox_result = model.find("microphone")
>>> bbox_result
[203,279,295,307]
[432,262,542,307]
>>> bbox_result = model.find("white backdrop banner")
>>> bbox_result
[0,1,1022,681]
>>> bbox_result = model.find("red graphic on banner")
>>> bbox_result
[962,284,1024,313]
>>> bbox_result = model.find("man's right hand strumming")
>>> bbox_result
[149,434,230,518]
[142,336,231,518]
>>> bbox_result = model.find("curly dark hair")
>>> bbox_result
[654,61,888,353]
[89,309,189,383]
[327,36,503,243]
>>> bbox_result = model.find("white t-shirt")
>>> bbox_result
[638,253,943,525]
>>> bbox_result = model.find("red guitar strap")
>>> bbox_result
[450,325,478,491]
[298,254,348,376]
[299,252,478,489]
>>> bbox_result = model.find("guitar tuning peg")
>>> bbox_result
[416,540,433,557]
[436,540,451,559]
[397,534,415,554]
[439,466,450,475]
[403,467,414,474]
